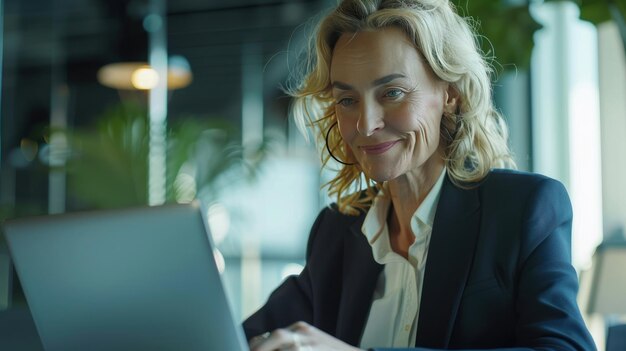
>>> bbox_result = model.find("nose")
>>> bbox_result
[356,101,384,136]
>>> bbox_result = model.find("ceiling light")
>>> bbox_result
[97,57,192,90]
[131,66,159,90]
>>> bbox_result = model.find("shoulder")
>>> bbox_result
[475,169,571,210]
[454,169,573,244]
[480,168,564,191]
[474,169,573,258]
[314,204,366,233]
[304,204,366,258]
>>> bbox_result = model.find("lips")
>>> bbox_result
[359,140,400,155]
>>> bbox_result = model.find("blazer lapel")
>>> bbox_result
[415,175,481,348]
[335,214,383,346]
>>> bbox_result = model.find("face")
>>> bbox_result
[330,27,456,182]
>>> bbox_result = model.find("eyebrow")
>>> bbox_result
[331,73,407,90]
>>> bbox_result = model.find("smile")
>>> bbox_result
[359,140,400,155]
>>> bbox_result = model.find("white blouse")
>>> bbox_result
[359,169,446,349]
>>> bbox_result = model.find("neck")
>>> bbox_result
[387,154,445,246]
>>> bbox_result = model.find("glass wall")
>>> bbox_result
[0,0,331,315]
[1,1,625,349]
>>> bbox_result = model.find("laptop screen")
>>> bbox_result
[3,202,248,351]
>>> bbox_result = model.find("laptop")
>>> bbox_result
[2,202,249,351]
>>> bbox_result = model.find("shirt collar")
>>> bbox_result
[361,185,391,246]
[362,167,447,246]
[414,166,447,229]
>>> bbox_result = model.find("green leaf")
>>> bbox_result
[64,102,267,209]
[452,0,542,70]
[65,103,150,209]
[571,0,626,25]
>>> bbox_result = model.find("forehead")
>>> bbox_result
[330,27,430,82]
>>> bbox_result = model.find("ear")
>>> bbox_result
[443,84,459,114]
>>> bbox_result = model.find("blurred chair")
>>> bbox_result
[582,238,626,316]
[606,324,626,351]
[578,234,626,350]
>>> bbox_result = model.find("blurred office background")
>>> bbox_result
[0,0,625,349]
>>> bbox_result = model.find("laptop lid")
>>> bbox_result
[3,202,248,351]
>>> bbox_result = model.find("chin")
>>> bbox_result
[362,167,402,183]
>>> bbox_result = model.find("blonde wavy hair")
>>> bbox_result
[289,0,515,215]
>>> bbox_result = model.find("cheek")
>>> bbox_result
[335,118,358,161]
[386,103,441,133]
[383,105,412,131]
[336,115,357,141]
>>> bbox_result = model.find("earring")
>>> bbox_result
[325,122,355,166]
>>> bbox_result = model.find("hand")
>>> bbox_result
[249,321,363,351]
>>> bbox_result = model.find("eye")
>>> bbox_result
[336,97,355,107]
[384,88,404,99]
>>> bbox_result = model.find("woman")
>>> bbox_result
[244,0,596,350]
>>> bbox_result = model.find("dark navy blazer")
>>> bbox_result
[243,170,596,351]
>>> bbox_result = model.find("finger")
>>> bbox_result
[292,332,302,348]
[289,324,316,351]
[248,332,270,349]
[251,328,296,351]
[288,321,311,333]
